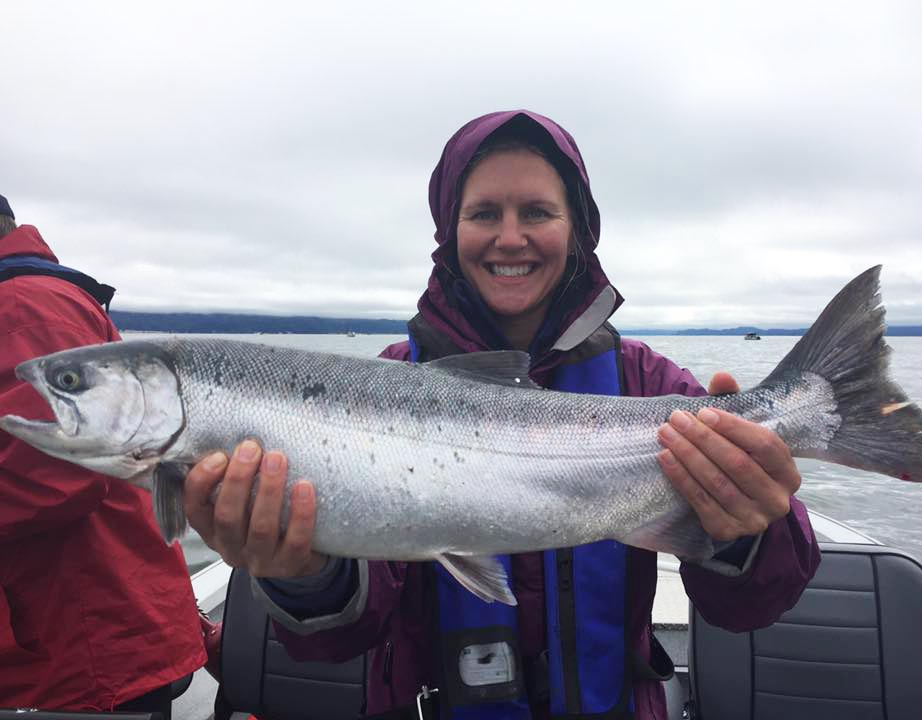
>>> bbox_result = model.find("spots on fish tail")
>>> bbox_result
[302,382,326,400]
[370,452,376,465]
[453,450,464,464]
[407,466,414,473]
[322,437,328,446]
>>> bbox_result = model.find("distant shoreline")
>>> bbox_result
[111,311,922,336]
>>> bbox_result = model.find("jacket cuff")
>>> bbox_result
[252,559,369,636]
[691,532,764,578]
[259,556,346,600]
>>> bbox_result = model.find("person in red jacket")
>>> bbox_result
[0,195,206,716]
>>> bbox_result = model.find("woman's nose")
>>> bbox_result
[495,215,527,250]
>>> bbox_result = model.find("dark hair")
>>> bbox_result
[0,215,16,239]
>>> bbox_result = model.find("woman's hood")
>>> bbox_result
[418,110,623,357]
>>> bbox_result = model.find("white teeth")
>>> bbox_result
[489,264,534,277]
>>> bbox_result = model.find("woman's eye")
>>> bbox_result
[471,209,499,221]
[54,370,82,391]
[523,207,551,220]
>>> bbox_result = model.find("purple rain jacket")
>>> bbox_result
[256,110,821,719]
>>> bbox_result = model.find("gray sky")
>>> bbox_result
[3,1,921,329]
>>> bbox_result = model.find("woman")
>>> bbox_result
[185,110,820,719]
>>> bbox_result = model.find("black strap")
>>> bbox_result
[0,259,116,311]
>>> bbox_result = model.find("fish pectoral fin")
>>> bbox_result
[427,351,540,389]
[152,461,191,543]
[436,553,518,606]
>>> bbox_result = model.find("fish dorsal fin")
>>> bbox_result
[428,351,539,389]
[436,553,518,605]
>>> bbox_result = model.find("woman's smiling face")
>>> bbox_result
[456,148,573,338]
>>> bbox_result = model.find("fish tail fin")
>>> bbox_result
[760,265,922,481]
[152,462,190,542]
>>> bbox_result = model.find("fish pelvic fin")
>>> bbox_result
[761,265,922,482]
[152,461,190,542]
[436,553,518,606]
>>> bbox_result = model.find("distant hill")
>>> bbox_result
[110,311,407,334]
[623,326,922,337]
[110,311,922,336]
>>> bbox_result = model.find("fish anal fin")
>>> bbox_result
[622,506,715,560]
[428,351,539,389]
[436,553,518,606]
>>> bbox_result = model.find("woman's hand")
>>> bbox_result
[184,440,329,577]
[656,372,802,543]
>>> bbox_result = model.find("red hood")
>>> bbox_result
[0,225,58,263]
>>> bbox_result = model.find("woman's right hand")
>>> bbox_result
[184,440,329,578]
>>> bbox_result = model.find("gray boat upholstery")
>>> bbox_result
[689,543,922,719]
[217,567,364,720]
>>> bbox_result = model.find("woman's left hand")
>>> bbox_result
[656,371,802,543]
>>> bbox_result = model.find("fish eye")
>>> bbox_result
[54,369,83,392]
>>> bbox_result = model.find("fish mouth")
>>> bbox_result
[0,414,73,452]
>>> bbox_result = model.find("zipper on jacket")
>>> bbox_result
[382,640,394,685]
[382,640,396,708]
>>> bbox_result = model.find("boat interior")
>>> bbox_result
[5,511,922,720]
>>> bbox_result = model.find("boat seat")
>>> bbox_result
[216,567,364,720]
[688,543,922,719]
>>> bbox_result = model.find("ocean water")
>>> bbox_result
[127,332,922,572]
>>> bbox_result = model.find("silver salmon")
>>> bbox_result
[2,266,920,604]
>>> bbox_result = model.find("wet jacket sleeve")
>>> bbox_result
[0,322,115,542]
[624,340,822,631]
[681,497,820,632]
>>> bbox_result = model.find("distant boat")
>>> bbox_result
[744,332,761,340]
[346,330,356,338]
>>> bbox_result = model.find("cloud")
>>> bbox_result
[2,0,920,326]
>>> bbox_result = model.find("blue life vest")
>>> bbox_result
[409,331,633,719]
[0,255,116,310]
